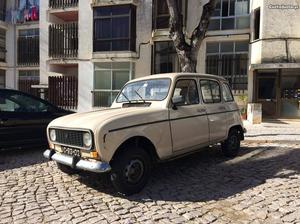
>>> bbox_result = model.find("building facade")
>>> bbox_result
[0,0,40,93]
[36,0,299,119]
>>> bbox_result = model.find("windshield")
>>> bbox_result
[116,78,171,103]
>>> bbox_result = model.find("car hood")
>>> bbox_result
[48,107,168,132]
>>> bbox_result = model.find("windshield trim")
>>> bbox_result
[115,78,172,103]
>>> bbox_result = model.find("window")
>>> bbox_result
[200,80,221,103]
[222,83,234,102]
[18,29,39,65]
[173,79,199,106]
[93,5,136,52]
[206,41,249,92]
[254,8,260,40]
[0,28,5,62]
[117,79,171,103]
[94,62,133,107]
[153,41,180,74]
[153,0,185,30]
[19,70,39,81]
[208,0,249,31]
[17,0,39,23]
[0,92,49,113]
[0,70,5,88]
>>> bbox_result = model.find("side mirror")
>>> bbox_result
[172,96,184,110]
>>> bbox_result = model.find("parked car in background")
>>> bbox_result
[44,73,245,195]
[0,89,71,150]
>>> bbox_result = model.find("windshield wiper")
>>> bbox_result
[121,92,132,103]
[134,90,146,103]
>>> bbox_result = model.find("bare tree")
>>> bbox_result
[166,0,217,72]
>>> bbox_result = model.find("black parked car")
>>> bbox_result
[0,89,71,150]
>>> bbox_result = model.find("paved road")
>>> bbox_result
[0,143,300,224]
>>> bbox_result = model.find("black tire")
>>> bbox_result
[221,129,241,158]
[110,146,152,195]
[56,162,77,175]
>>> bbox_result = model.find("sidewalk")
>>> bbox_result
[243,119,300,143]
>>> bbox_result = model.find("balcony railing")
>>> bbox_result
[49,23,78,58]
[49,0,78,9]
[17,37,39,66]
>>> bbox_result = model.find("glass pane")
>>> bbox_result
[117,79,171,102]
[222,0,229,17]
[221,42,234,52]
[221,18,235,30]
[94,91,115,107]
[112,5,130,15]
[229,0,235,16]
[156,16,170,29]
[112,62,130,70]
[94,19,111,39]
[236,16,250,29]
[0,96,21,112]
[112,17,129,38]
[235,54,248,75]
[206,43,219,54]
[206,55,219,75]
[94,6,111,17]
[94,41,111,51]
[236,0,249,15]
[157,0,169,15]
[258,78,276,99]
[8,93,48,113]
[154,42,178,74]
[212,1,221,16]
[200,80,213,103]
[95,63,111,70]
[222,83,234,102]
[112,40,129,51]
[112,71,130,90]
[210,81,221,103]
[208,19,220,31]
[173,80,199,105]
[94,70,111,89]
[221,54,234,78]
[235,41,249,52]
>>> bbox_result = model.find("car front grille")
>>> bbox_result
[55,129,84,148]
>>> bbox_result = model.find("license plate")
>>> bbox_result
[62,146,81,157]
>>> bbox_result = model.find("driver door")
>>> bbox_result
[169,78,209,153]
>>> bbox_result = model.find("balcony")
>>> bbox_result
[49,23,78,59]
[17,36,39,66]
[49,0,78,9]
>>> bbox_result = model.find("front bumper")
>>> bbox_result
[43,149,111,173]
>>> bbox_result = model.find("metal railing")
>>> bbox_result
[49,23,78,58]
[49,0,78,9]
[17,36,39,66]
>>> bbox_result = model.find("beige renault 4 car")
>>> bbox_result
[44,73,245,195]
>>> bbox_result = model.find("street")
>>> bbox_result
[0,142,300,224]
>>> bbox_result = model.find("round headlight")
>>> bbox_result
[49,129,56,141]
[83,132,92,148]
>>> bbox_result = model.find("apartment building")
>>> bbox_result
[39,0,300,118]
[0,0,40,94]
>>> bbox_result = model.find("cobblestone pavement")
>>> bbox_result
[0,142,300,224]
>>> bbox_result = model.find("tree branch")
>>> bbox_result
[190,0,217,51]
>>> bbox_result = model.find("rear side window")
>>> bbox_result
[200,80,221,104]
[222,83,234,102]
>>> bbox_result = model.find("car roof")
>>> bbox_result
[128,73,227,83]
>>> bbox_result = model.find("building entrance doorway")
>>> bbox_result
[256,73,279,118]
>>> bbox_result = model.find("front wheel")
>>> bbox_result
[221,129,241,158]
[110,146,152,195]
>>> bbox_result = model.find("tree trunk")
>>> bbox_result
[166,0,217,73]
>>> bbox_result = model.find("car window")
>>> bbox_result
[222,83,234,102]
[173,79,199,106]
[0,96,22,112]
[1,92,50,113]
[200,80,221,104]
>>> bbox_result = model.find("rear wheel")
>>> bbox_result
[56,162,76,175]
[221,129,241,158]
[110,146,152,195]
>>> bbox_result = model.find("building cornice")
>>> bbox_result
[91,0,140,7]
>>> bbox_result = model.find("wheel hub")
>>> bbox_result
[124,159,144,184]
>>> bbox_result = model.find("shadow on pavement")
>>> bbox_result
[79,144,300,202]
[0,147,46,172]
